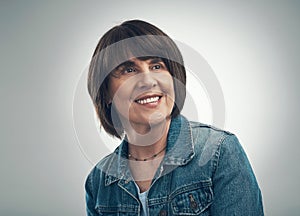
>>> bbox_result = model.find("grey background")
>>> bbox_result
[1,0,299,215]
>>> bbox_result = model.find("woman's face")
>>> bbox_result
[108,57,175,130]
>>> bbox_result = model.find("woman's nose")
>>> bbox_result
[136,71,158,89]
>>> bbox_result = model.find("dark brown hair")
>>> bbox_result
[88,20,186,138]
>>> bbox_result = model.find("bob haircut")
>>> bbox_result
[88,20,186,138]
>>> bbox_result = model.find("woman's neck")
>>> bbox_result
[126,118,171,160]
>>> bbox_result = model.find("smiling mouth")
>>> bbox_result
[134,95,162,105]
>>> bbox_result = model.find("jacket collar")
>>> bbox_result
[104,115,195,186]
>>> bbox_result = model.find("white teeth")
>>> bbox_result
[136,96,160,104]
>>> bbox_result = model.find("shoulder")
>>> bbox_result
[189,120,233,135]
[189,120,235,147]
[187,120,243,166]
[86,150,118,185]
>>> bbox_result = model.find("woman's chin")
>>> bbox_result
[148,111,169,125]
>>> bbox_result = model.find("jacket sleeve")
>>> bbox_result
[210,134,264,215]
[85,173,98,216]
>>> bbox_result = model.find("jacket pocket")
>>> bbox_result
[170,180,213,215]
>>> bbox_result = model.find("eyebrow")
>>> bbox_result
[146,57,164,64]
[115,57,164,70]
[116,61,135,69]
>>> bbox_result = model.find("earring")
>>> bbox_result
[106,102,112,108]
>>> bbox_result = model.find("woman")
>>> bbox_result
[85,19,264,215]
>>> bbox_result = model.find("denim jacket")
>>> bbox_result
[85,115,264,215]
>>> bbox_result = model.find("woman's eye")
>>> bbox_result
[152,65,161,70]
[123,67,135,73]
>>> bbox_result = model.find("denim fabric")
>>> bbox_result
[85,115,264,215]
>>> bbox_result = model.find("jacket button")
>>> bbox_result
[159,209,167,216]
[191,200,198,209]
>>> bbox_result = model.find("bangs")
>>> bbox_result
[98,35,183,77]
